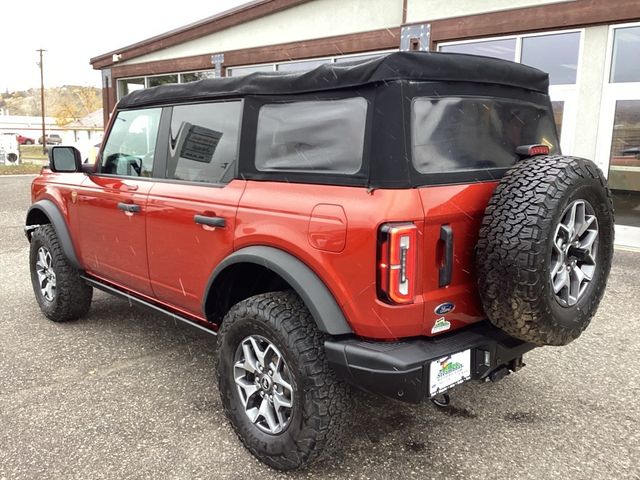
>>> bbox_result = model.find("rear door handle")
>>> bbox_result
[194,214,225,228]
[439,225,454,287]
[117,202,141,213]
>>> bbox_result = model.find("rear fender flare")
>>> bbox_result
[205,246,352,336]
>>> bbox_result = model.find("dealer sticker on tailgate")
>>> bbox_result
[429,350,472,397]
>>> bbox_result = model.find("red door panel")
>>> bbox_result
[145,180,246,317]
[75,175,153,296]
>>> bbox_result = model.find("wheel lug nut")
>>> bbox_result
[268,370,273,376]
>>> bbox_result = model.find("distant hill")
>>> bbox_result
[0,86,101,126]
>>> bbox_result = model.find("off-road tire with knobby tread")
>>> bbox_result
[215,291,351,470]
[476,155,614,346]
[29,224,93,322]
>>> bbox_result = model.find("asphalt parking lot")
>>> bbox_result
[1,174,639,480]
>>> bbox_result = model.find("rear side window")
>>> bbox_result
[167,101,242,184]
[101,108,162,177]
[255,97,367,174]
[411,97,559,174]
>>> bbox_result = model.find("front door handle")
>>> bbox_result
[117,202,141,213]
[194,214,225,228]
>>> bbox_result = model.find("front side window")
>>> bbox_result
[101,108,162,177]
[167,101,242,184]
[411,97,559,174]
[255,97,367,174]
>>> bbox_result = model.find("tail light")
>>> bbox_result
[378,223,417,304]
[515,144,550,157]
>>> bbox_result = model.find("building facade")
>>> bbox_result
[90,0,640,247]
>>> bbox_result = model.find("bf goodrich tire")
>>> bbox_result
[476,156,614,346]
[215,291,351,470]
[29,225,93,322]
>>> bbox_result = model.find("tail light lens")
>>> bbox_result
[378,223,417,304]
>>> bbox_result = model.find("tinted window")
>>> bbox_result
[167,101,242,184]
[610,26,640,83]
[101,108,162,177]
[439,38,516,61]
[411,97,559,174]
[521,32,580,85]
[255,97,367,174]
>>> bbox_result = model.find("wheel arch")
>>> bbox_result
[26,200,82,270]
[203,246,353,336]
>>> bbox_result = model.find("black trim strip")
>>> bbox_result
[81,275,217,336]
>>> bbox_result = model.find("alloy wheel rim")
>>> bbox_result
[550,199,598,307]
[35,246,56,301]
[233,335,294,435]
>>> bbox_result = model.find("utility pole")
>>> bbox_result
[36,49,46,155]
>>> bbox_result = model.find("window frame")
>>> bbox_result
[238,90,375,187]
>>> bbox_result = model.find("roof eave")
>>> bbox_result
[90,0,311,70]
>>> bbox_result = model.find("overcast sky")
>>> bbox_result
[0,0,249,93]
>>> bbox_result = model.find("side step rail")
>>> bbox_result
[81,275,217,337]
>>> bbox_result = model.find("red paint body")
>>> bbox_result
[31,171,497,340]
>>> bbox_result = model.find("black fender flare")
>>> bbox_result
[26,199,82,270]
[205,246,353,336]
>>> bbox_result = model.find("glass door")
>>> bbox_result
[597,24,640,248]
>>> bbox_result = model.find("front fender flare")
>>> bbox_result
[26,199,82,270]
[205,246,353,336]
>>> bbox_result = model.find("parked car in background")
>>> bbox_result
[2,133,35,145]
[38,134,62,145]
[17,134,35,145]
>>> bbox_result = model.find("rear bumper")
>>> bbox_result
[325,321,535,403]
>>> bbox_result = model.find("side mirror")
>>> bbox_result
[49,146,82,173]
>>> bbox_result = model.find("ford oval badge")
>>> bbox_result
[434,302,455,315]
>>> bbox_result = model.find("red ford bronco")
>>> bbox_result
[25,52,614,470]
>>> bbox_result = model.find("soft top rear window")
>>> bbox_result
[411,96,559,174]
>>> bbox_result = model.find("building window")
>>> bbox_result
[180,71,215,83]
[521,32,580,85]
[610,26,640,83]
[227,50,393,77]
[276,59,329,72]
[438,30,581,85]
[439,38,516,62]
[148,74,178,88]
[116,70,214,99]
[117,78,145,97]
[227,64,275,77]
[608,100,640,228]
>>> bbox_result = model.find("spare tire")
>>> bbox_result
[476,156,614,346]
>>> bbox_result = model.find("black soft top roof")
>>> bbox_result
[118,51,549,109]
